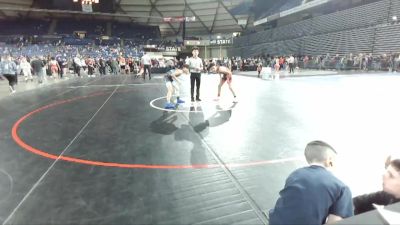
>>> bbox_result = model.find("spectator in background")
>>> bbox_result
[288,55,295,74]
[353,154,400,215]
[57,54,68,79]
[20,56,33,82]
[303,55,309,69]
[334,54,341,71]
[279,56,285,70]
[98,58,106,76]
[110,57,119,75]
[118,55,126,75]
[0,55,18,93]
[49,57,60,78]
[73,55,82,77]
[31,56,45,84]
[272,57,280,80]
[86,56,95,77]
[269,141,353,225]
[257,61,263,78]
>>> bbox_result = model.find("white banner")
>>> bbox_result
[184,40,210,46]
[254,17,268,26]
[238,19,247,25]
[185,16,196,22]
[82,4,93,13]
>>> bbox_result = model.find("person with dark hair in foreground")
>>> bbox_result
[269,141,353,225]
[353,155,400,215]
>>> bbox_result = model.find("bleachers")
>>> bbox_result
[374,23,400,54]
[249,29,274,45]
[0,19,50,35]
[311,0,389,34]
[55,19,106,35]
[280,0,303,12]
[0,19,159,41]
[389,0,400,20]
[112,23,159,39]
[233,35,249,48]
[302,27,374,56]
[232,36,305,58]
[231,0,394,57]
[257,1,287,20]
[231,25,376,57]
[256,0,303,20]
[271,19,313,41]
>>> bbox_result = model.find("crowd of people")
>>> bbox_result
[0,43,184,94]
[227,52,400,74]
[3,40,400,92]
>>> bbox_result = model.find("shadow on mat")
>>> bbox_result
[149,111,178,135]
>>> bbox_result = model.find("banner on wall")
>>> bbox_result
[184,40,210,46]
[210,39,232,46]
[81,3,93,13]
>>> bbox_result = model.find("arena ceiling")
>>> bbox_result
[118,0,254,35]
[0,0,255,35]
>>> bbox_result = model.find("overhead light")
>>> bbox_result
[74,0,100,4]
[217,35,221,39]
[393,16,398,21]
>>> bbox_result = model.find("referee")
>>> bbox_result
[188,47,203,102]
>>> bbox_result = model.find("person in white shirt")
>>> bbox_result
[288,55,295,74]
[20,57,33,82]
[141,52,152,80]
[187,47,203,102]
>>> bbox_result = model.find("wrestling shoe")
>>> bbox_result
[164,103,176,109]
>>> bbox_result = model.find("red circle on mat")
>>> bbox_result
[11,92,302,169]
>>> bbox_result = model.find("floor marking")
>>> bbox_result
[149,96,237,113]
[11,90,303,170]
[69,83,163,88]
[0,169,13,204]
[180,113,270,224]
[3,77,128,225]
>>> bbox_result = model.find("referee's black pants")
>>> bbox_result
[190,72,201,100]
[144,65,151,79]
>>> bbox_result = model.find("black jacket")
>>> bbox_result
[353,191,400,215]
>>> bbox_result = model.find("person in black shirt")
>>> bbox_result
[98,58,106,76]
[30,56,45,84]
[353,155,400,215]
